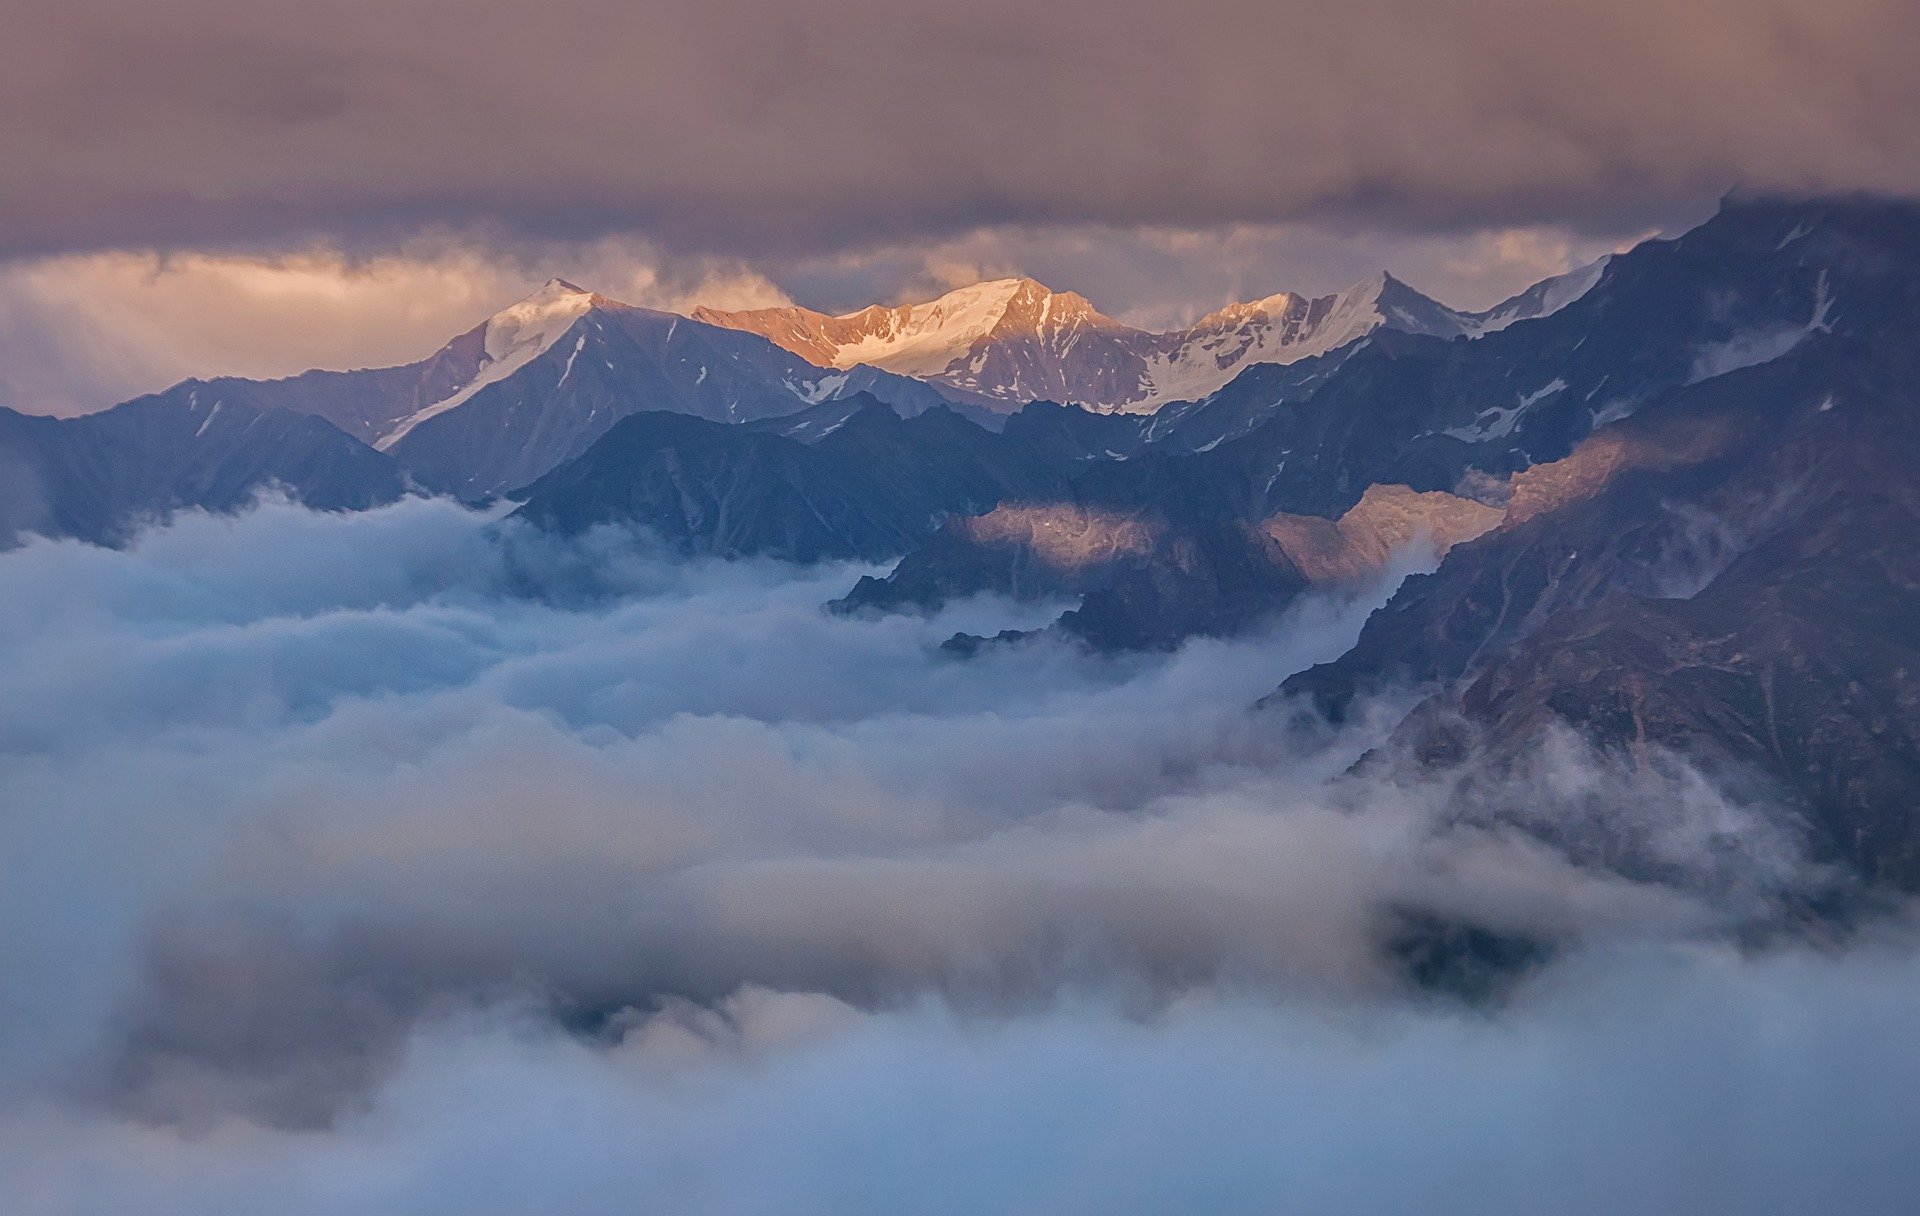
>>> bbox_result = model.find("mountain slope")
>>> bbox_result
[120,281,956,499]
[381,293,963,496]
[1314,335,1920,891]
[1173,201,1858,518]
[1238,202,1920,893]
[844,485,1500,655]
[1275,195,1920,716]
[0,391,407,547]
[1131,273,1484,410]
[511,396,1077,562]
[698,278,1155,411]
[1457,257,1613,335]
[842,197,1919,659]
[699,268,1599,416]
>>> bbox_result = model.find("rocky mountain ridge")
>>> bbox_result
[697,265,1600,414]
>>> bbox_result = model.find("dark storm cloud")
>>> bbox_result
[4,0,1918,258]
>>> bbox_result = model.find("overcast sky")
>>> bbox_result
[4,0,1917,412]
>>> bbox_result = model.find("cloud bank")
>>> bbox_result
[3,1,1908,415]
[0,496,1911,1212]
[14,948,1920,1216]
[6,0,1918,260]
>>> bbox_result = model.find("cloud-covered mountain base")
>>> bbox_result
[13,949,1920,1216]
[2,496,1915,1214]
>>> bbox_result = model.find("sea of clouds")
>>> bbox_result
[3,495,1918,1214]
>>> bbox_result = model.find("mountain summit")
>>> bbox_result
[93,279,953,498]
[375,278,600,449]
[696,277,1128,385]
[699,267,1601,414]
[19,257,1608,511]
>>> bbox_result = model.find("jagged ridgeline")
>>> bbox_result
[0,240,1597,545]
[8,196,1920,902]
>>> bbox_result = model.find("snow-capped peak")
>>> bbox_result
[822,277,1103,378]
[1458,257,1611,336]
[1120,274,1458,411]
[479,279,596,366]
[847,277,1027,325]
[376,280,598,449]
[695,259,1615,415]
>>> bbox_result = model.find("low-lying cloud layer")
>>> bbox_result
[0,497,1913,1212]
[15,950,1920,1216]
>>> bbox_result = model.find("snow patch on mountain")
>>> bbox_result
[1686,270,1836,385]
[1125,274,1468,412]
[792,371,851,403]
[1445,378,1568,442]
[700,260,1613,415]
[829,279,1030,378]
[1458,257,1611,337]
[378,280,595,450]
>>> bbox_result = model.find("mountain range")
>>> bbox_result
[86,279,960,502]
[697,264,1603,414]
[6,194,1920,907]
[0,389,405,547]
[0,251,1601,545]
